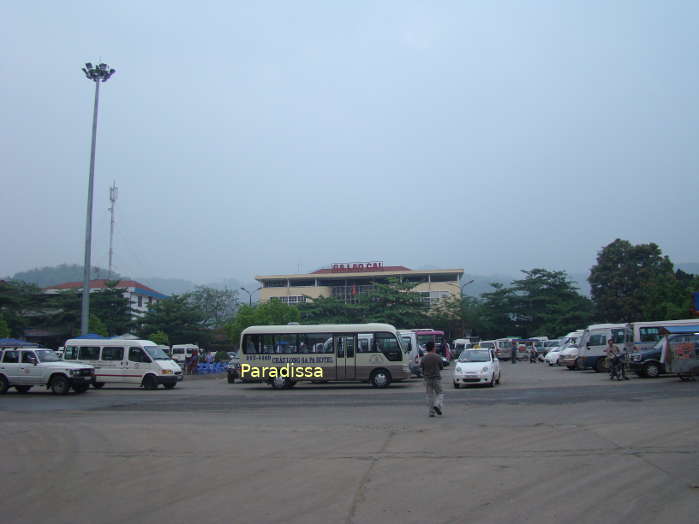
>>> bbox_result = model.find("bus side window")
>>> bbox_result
[374,332,402,361]
[64,346,78,360]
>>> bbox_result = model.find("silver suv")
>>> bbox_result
[0,348,95,395]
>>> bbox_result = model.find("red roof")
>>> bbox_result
[43,279,161,294]
[311,265,411,274]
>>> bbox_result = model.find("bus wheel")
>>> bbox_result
[370,369,391,388]
[271,377,289,389]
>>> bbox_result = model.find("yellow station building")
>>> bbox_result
[256,262,464,307]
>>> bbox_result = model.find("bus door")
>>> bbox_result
[335,334,356,380]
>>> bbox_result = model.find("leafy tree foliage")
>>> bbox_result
[138,295,209,345]
[89,314,109,337]
[225,302,301,345]
[589,239,690,322]
[428,295,488,340]
[0,280,43,337]
[184,286,239,328]
[0,314,10,338]
[356,278,430,327]
[147,330,170,345]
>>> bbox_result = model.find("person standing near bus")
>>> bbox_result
[511,340,518,364]
[421,341,444,417]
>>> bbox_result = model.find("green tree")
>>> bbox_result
[589,239,686,322]
[147,330,170,345]
[358,278,430,327]
[0,314,11,338]
[91,284,134,335]
[298,296,363,324]
[225,301,301,346]
[429,295,487,340]
[479,283,518,338]
[185,286,239,328]
[510,269,593,337]
[89,314,109,337]
[139,295,209,345]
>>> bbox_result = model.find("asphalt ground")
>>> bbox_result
[1,362,697,524]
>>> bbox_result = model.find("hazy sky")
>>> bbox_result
[3,1,698,283]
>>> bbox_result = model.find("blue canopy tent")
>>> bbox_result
[660,325,699,335]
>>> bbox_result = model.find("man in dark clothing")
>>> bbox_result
[511,340,518,364]
[421,341,444,417]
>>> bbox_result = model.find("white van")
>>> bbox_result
[578,323,627,372]
[63,339,183,389]
[171,344,201,364]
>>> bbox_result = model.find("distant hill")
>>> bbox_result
[460,271,591,297]
[11,264,123,288]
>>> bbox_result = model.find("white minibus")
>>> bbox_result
[627,319,699,352]
[240,323,411,389]
[63,339,183,389]
[171,344,201,364]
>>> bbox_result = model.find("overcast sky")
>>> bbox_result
[2,1,698,283]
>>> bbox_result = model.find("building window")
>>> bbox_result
[138,296,143,307]
[148,297,153,305]
[289,279,315,287]
[263,280,287,288]
[277,295,307,305]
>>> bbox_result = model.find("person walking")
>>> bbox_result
[421,341,444,417]
[511,340,518,364]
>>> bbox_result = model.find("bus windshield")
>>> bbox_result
[144,346,171,360]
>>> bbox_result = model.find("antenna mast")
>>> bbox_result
[108,181,118,278]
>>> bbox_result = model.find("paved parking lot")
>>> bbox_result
[1,363,697,524]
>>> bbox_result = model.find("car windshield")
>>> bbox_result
[144,346,171,360]
[545,340,561,347]
[35,349,61,362]
[459,350,490,362]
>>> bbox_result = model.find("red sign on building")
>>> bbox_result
[331,262,384,273]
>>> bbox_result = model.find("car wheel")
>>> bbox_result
[453,382,460,389]
[142,375,159,390]
[163,383,176,389]
[370,369,391,388]
[73,383,89,394]
[643,362,661,378]
[93,382,105,389]
[15,385,32,393]
[50,375,71,395]
[0,375,9,395]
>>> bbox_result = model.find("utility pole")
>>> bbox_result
[108,181,118,278]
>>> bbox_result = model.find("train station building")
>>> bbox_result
[256,262,464,307]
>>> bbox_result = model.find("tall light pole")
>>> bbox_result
[461,279,475,294]
[240,286,262,306]
[81,62,115,335]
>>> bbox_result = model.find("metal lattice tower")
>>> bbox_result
[108,181,118,278]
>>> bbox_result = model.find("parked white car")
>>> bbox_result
[544,346,564,366]
[453,348,501,388]
[0,348,95,395]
